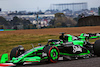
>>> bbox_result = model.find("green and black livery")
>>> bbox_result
[0,33,100,65]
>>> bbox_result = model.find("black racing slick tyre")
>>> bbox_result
[10,46,25,60]
[94,39,100,56]
[44,46,59,63]
[10,47,18,60]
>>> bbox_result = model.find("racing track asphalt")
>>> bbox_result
[17,57,100,67]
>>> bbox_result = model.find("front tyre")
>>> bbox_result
[10,45,25,60]
[48,46,59,63]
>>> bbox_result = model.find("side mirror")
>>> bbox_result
[38,43,42,46]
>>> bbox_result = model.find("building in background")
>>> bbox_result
[90,7,98,13]
[50,2,88,12]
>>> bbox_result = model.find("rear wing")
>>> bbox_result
[79,33,100,41]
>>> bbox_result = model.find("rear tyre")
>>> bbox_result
[93,39,100,56]
[10,46,25,60]
[44,46,59,63]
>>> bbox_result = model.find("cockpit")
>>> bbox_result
[47,39,61,45]
[59,33,79,42]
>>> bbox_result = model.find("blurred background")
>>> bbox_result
[0,0,100,30]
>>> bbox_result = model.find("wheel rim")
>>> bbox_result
[50,49,58,60]
[49,47,59,63]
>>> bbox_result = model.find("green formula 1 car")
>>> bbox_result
[0,33,100,66]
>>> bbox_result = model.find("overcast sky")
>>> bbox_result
[0,0,100,11]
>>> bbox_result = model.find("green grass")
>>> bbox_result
[0,34,59,56]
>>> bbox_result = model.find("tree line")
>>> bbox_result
[0,13,78,29]
[1,13,100,29]
[49,13,77,28]
[0,16,33,29]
